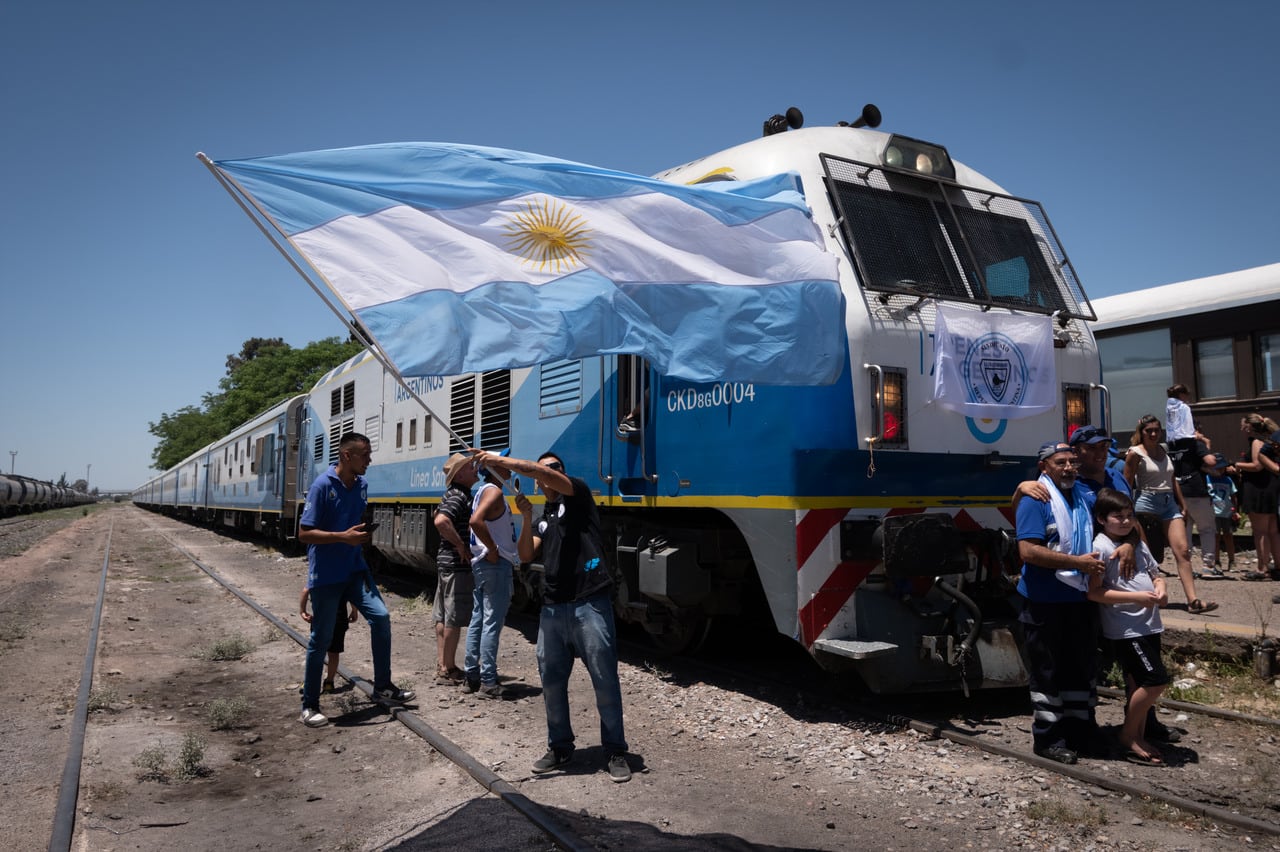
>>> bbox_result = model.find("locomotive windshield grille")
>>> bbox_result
[821,153,1095,321]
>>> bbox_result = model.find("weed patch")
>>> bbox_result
[87,688,119,712]
[200,635,254,661]
[207,696,250,730]
[133,733,208,782]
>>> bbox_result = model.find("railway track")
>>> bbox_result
[26,507,1280,850]
[650,629,1280,839]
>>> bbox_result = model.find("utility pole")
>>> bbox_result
[86,463,92,489]
[8,451,15,475]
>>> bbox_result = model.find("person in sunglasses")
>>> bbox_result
[469,449,632,783]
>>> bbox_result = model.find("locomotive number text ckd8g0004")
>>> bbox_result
[667,383,756,412]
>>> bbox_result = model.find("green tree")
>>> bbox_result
[148,336,364,472]
[148,405,223,471]
[57,473,68,487]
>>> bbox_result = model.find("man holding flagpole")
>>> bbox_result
[470,448,631,783]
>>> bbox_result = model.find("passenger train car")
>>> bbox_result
[1092,263,1280,449]
[138,108,1103,693]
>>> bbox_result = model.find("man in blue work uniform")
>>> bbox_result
[298,432,414,727]
[1016,440,1106,764]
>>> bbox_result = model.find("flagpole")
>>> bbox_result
[196,152,473,451]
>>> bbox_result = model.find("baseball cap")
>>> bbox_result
[1069,425,1109,446]
[1038,440,1073,462]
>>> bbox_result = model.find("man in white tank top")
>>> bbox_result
[464,463,521,698]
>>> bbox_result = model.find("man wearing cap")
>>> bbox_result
[433,453,479,684]
[1016,426,1186,745]
[1016,426,1136,559]
[1016,440,1106,764]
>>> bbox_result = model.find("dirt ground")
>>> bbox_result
[1,505,1274,851]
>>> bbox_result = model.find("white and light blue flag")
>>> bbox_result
[932,304,1056,420]
[209,143,844,385]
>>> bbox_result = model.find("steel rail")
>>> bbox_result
[1097,685,1280,729]
[48,520,114,852]
[151,525,598,852]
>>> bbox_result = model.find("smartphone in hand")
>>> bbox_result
[365,522,380,533]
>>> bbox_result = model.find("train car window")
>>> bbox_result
[409,418,417,448]
[1096,327,1171,433]
[423,416,433,447]
[1194,337,1235,399]
[395,421,404,450]
[1255,332,1280,394]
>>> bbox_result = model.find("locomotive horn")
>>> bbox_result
[839,103,882,129]
[762,106,804,137]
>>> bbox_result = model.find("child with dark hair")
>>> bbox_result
[1207,461,1239,571]
[1086,488,1170,766]
[300,587,358,694]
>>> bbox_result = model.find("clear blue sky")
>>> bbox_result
[3,1,1277,491]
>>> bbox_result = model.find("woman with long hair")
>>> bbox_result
[1236,413,1280,580]
[1124,414,1218,614]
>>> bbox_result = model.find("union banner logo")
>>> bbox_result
[962,333,1028,406]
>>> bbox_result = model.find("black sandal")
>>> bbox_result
[1188,599,1219,614]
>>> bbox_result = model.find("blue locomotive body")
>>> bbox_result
[139,118,1102,692]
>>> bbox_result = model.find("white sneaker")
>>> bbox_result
[300,707,328,727]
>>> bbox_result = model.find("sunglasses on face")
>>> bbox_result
[543,461,564,472]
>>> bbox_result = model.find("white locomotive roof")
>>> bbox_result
[653,126,1005,196]
[1091,263,1280,332]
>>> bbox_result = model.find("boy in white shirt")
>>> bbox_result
[1086,488,1169,766]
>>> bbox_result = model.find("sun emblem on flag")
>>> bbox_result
[502,197,592,272]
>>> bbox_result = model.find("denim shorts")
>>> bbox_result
[1134,490,1182,521]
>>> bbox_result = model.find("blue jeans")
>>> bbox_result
[464,558,514,685]
[302,572,392,710]
[536,592,627,755]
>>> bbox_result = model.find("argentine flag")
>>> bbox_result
[208,143,844,385]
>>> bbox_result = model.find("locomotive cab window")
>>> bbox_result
[821,152,1094,320]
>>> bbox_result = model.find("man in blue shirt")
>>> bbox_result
[1016,441,1105,764]
[298,432,414,727]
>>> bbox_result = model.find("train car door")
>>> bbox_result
[604,354,658,498]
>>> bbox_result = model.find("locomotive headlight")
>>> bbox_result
[880,135,955,181]
[1063,385,1090,436]
[881,370,906,445]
